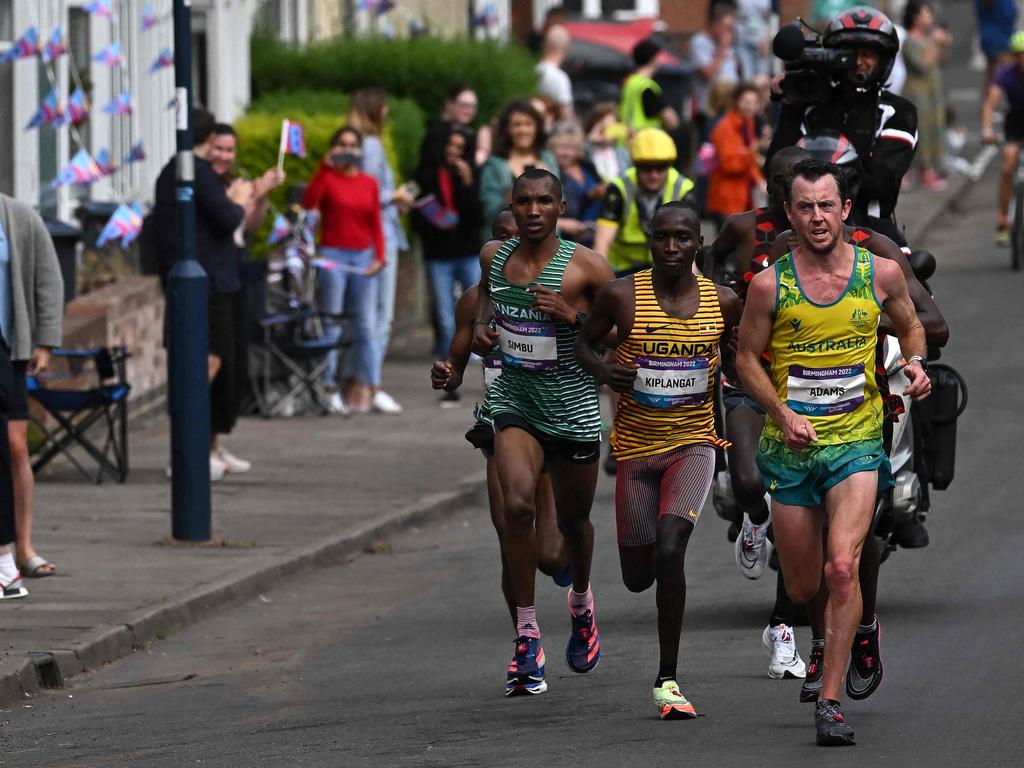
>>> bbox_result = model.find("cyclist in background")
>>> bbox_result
[981,30,1024,246]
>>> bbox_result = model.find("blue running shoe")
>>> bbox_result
[506,636,547,696]
[565,608,601,673]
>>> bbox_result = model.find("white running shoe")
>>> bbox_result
[371,390,403,414]
[735,513,773,579]
[327,391,350,416]
[210,453,227,482]
[761,624,807,679]
[217,447,251,474]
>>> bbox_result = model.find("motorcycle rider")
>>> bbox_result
[767,5,917,246]
[707,146,948,685]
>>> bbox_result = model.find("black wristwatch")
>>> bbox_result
[573,311,588,329]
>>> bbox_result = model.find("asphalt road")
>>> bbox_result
[0,169,1021,767]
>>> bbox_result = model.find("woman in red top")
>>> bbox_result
[707,82,767,221]
[301,126,386,413]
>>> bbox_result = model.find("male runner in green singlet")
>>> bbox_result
[737,159,931,746]
[472,168,614,696]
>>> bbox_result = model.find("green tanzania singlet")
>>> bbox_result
[484,237,601,441]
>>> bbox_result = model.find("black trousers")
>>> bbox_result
[0,342,16,546]
[208,290,248,436]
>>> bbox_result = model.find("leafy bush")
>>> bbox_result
[251,33,538,124]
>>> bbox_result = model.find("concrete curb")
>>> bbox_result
[904,169,978,247]
[0,474,486,708]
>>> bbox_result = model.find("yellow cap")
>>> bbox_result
[630,128,677,164]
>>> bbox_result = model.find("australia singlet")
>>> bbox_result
[612,270,729,460]
[485,237,601,441]
[762,246,884,446]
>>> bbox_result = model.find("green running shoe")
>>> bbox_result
[652,680,697,720]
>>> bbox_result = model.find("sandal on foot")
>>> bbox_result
[0,573,28,600]
[18,555,56,578]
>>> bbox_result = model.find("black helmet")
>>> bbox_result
[823,5,899,85]
[797,131,862,203]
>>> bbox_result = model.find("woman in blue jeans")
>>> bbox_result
[301,126,386,414]
[413,124,484,372]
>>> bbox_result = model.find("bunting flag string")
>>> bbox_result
[102,92,133,116]
[93,41,125,67]
[83,0,115,20]
[149,47,174,74]
[67,88,91,126]
[52,149,103,189]
[1,26,39,63]
[141,3,159,31]
[96,203,144,248]
[95,148,118,177]
[41,26,69,64]
[26,89,66,131]
[125,142,146,164]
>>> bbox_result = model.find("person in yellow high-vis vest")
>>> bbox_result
[620,38,681,135]
[593,128,695,277]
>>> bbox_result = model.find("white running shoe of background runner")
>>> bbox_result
[761,624,807,679]
[735,512,773,579]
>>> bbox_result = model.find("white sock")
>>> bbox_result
[0,551,19,580]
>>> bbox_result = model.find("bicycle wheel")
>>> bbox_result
[1013,179,1024,271]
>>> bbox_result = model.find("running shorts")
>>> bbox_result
[9,362,28,421]
[755,437,894,508]
[465,421,495,458]
[722,386,764,417]
[1006,110,1024,143]
[615,444,716,547]
[493,412,600,469]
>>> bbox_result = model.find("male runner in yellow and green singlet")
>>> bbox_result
[737,159,931,746]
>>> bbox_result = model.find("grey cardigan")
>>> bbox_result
[0,195,64,361]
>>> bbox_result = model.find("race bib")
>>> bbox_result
[483,354,502,389]
[633,356,710,408]
[497,316,558,371]
[787,363,866,417]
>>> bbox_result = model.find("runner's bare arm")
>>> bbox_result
[593,221,618,258]
[716,285,742,382]
[874,258,932,401]
[769,228,797,264]
[574,281,637,393]
[432,287,478,392]
[472,240,502,356]
[707,213,740,283]
[737,269,818,449]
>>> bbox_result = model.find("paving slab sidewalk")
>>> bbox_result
[0,359,489,705]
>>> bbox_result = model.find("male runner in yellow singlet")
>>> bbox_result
[576,202,741,719]
[737,159,931,746]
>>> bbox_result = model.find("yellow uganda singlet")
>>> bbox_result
[763,247,884,445]
[612,270,729,460]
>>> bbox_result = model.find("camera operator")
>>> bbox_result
[766,6,917,246]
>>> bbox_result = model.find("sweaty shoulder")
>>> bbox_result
[569,242,615,282]
[715,283,742,321]
[872,253,906,300]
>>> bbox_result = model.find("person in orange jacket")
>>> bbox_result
[707,82,767,222]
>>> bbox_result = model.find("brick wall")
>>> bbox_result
[60,276,167,419]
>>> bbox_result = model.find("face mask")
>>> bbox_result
[331,150,362,168]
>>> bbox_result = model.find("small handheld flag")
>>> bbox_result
[277,119,306,171]
[415,194,460,230]
[1,26,40,63]
[68,88,90,126]
[102,92,133,116]
[149,47,173,74]
[141,3,159,31]
[93,41,125,67]
[41,27,68,64]
[267,214,293,246]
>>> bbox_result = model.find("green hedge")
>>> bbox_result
[251,34,538,124]
[246,90,424,181]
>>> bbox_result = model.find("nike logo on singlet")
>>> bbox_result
[644,323,672,334]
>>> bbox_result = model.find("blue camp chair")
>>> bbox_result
[27,346,131,483]
[252,310,347,417]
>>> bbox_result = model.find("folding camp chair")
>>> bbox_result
[27,346,131,483]
[252,310,347,418]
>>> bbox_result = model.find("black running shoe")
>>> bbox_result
[846,621,884,700]
[800,641,824,703]
[815,699,855,746]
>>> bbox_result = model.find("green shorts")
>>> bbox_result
[755,437,894,508]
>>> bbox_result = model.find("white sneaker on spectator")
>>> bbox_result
[372,390,403,414]
[210,453,227,482]
[327,391,350,416]
[217,446,251,474]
